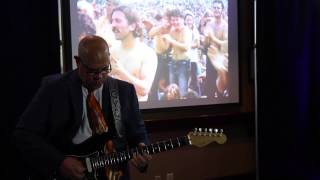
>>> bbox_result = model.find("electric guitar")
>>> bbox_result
[60,128,227,180]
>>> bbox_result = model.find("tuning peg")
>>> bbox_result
[193,128,198,136]
[213,128,219,136]
[219,129,224,136]
[214,128,218,133]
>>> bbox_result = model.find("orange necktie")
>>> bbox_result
[86,91,108,134]
[87,91,123,179]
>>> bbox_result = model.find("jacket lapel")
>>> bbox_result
[68,71,83,136]
[102,79,109,120]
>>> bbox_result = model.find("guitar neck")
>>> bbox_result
[136,136,190,155]
[89,136,190,169]
[84,128,226,173]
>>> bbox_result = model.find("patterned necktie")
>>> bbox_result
[86,90,123,179]
[86,90,108,134]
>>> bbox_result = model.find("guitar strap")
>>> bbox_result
[104,77,126,179]
[107,77,125,138]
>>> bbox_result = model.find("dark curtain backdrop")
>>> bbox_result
[3,1,60,125]
[257,0,320,179]
[2,0,60,179]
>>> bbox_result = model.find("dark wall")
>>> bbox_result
[3,0,60,179]
[4,0,61,126]
[257,0,320,179]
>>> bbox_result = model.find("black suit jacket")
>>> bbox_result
[13,70,148,178]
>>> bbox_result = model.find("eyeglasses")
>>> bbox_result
[81,61,112,76]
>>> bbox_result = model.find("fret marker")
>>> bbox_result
[157,142,161,152]
[163,141,167,151]
[169,138,174,149]
[151,144,155,154]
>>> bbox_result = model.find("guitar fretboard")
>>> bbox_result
[90,136,190,170]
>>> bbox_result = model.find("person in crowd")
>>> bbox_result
[159,83,180,101]
[109,6,158,101]
[164,8,193,98]
[148,10,172,101]
[204,0,229,98]
[95,0,120,47]
[78,13,97,41]
[184,10,201,97]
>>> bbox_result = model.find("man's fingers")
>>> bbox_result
[145,153,152,161]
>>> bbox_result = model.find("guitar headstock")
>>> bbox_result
[187,128,227,147]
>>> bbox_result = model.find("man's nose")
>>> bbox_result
[93,72,103,80]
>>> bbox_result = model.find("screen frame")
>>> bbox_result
[59,0,253,122]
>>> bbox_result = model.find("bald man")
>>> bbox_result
[13,35,151,180]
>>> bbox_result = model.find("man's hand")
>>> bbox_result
[162,34,174,44]
[130,143,152,173]
[59,156,86,180]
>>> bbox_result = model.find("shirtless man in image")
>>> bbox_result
[109,6,158,101]
[204,0,229,97]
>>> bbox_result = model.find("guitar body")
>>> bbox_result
[62,133,126,180]
[65,152,124,180]
[68,133,112,156]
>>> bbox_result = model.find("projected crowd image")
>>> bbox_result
[71,0,236,109]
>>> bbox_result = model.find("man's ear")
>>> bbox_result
[74,56,81,67]
[128,23,136,32]
[74,56,80,62]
